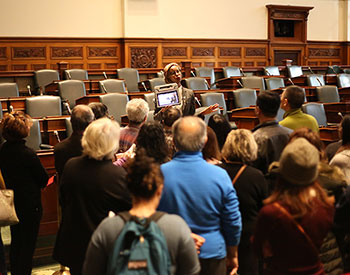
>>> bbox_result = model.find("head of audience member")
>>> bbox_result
[163,63,182,86]
[71,105,95,135]
[162,107,181,130]
[208,113,232,150]
[340,115,350,147]
[280,85,305,111]
[126,98,149,126]
[256,91,281,121]
[82,118,120,161]
[173,116,207,152]
[221,128,258,164]
[125,148,164,206]
[202,126,221,163]
[136,122,169,164]
[1,111,32,141]
[88,102,109,120]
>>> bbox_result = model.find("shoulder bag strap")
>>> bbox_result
[118,211,132,223]
[0,169,5,190]
[232,165,247,185]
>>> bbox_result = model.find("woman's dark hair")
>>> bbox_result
[88,102,109,119]
[202,126,221,161]
[1,111,32,141]
[125,148,163,199]
[136,122,169,163]
[341,115,350,146]
[208,113,232,149]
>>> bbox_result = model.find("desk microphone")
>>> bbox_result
[53,130,61,143]
[308,66,315,75]
[39,86,44,96]
[316,77,323,86]
[26,85,32,96]
[204,79,211,90]
[101,82,108,93]
[288,78,295,85]
[195,97,202,107]
[63,101,72,115]
[237,79,244,88]
[265,69,271,76]
[103,72,108,79]
[191,71,196,77]
[66,71,72,80]
[240,68,246,76]
[338,112,344,119]
[141,81,147,91]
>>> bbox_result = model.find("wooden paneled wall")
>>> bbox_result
[0,37,349,71]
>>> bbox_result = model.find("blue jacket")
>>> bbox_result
[158,151,242,259]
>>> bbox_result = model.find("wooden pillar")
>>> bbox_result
[181,61,192,78]
[57,61,68,80]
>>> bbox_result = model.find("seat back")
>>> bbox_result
[183,77,209,91]
[34,69,60,93]
[99,93,129,124]
[146,110,154,123]
[316,86,340,103]
[233,88,257,108]
[195,67,215,85]
[26,96,62,117]
[99,79,126,93]
[0,103,3,120]
[157,71,164,78]
[307,74,325,87]
[287,65,303,78]
[223,66,241,78]
[58,80,86,109]
[117,68,140,92]
[276,108,285,122]
[265,77,285,90]
[25,119,42,151]
[337,74,350,88]
[326,65,342,74]
[241,76,266,91]
[64,69,88,80]
[264,66,280,76]
[302,103,327,127]
[200,93,227,115]
[148,78,166,91]
[144,93,155,111]
[0,83,19,97]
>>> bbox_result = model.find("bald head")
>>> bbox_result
[71,104,95,134]
[173,116,207,151]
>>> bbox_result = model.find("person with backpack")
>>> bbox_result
[83,148,200,275]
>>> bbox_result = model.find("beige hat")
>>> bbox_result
[277,137,320,186]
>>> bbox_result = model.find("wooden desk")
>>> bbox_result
[324,102,350,123]
[319,126,340,145]
[38,116,69,146]
[193,89,235,110]
[216,77,243,89]
[76,92,153,106]
[288,75,308,86]
[338,87,350,101]
[229,107,259,129]
[45,80,91,95]
[325,74,337,85]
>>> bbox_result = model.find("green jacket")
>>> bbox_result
[279,108,319,132]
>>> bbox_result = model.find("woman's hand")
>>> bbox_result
[190,233,205,254]
[201,103,220,116]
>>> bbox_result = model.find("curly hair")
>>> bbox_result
[1,111,32,141]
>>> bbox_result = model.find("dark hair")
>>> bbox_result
[256,91,281,117]
[202,126,221,161]
[208,113,232,149]
[136,122,169,163]
[285,86,305,109]
[125,148,163,199]
[163,107,181,127]
[71,105,95,133]
[1,111,32,141]
[88,102,108,120]
[341,115,350,145]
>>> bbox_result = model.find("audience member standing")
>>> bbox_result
[0,112,48,275]
[53,118,131,275]
[208,113,233,150]
[253,138,334,275]
[279,85,319,133]
[202,126,222,165]
[162,107,181,158]
[119,98,149,153]
[219,129,268,275]
[158,116,242,275]
[252,91,291,174]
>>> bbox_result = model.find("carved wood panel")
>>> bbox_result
[0,48,6,59]
[32,64,47,70]
[130,47,157,68]
[219,62,229,67]
[163,47,187,57]
[88,63,101,69]
[0,65,7,71]
[88,47,117,58]
[204,62,215,67]
[12,64,27,70]
[13,47,46,59]
[51,47,83,59]
[105,63,118,69]
[219,47,241,57]
[308,48,340,58]
[245,48,266,57]
[192,47,214,57]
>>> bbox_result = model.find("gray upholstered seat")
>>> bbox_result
[26,95,62,118]
[337,74,350,88]
[241,76,266,91]
[302,103,327,127]
[200,93,228,116]
[233,88,257,108]
[264,66,280,76]
[276,108,285,122]
[157,71,164,78]
[99,93,129,124]
[307,74,325,87]
[195,67,215,86]
[144,93,155,111]
[183,77,209,91]
[223,67,241,78]
[265,77,285,90]
[34,69,60,93]
[58,80,86,109]
[148,78,166,91]
[65,117,73,138]
[146,110,154,123]
[99,79,126,93]
[0,83,19,97]
[117,68,140,92]
[316,86,340,103]
[64,69,88,80]
[287,65,303,78]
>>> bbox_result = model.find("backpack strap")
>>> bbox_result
[232,165,247,185]
[118,211,132,223]
[118,211,165,227]
[149,211,165,222]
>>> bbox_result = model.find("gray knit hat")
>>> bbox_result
[277,137,320,186]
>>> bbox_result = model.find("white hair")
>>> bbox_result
[126,98,149,124]
[82,118,120,160]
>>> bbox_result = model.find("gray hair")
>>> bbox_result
[222,129,258,163]
[126,98,149,124]
[71,104,94,133]
[82,118,120,160]
[173,116,207,152]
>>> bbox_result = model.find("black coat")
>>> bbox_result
[53,155,131,271]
